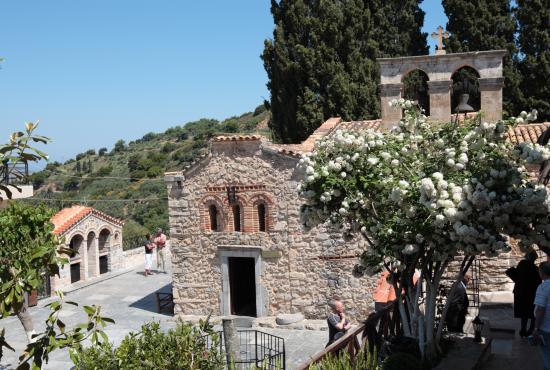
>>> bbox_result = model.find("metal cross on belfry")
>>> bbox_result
[431,25,450,55]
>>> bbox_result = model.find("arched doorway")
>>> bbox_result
[87,231,98,279]
[69,234,84,283]
[451,66,480,114]
[98,229,111,275]
[402,69,430,116]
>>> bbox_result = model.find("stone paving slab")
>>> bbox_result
[0,264,327,370]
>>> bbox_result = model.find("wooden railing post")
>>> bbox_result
[296,303,399,370]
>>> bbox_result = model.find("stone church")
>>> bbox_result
[166,47,550,319]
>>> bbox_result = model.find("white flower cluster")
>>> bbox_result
[513,109,538,124]
[514,143,550,163]
[299,103,550,269]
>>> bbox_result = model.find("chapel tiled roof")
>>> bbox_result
[329,119,382,135]
[505,123,550,145]
[50,205,124,235]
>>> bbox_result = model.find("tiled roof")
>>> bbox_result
[266,118,377,156]
[329,119,381,135]
[505,123,550,145]
[212,135,263,142]
[51,205,124,235]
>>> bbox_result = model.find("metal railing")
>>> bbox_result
[296,303,401,370]
[205,330,286,370]
[1,160,29,185]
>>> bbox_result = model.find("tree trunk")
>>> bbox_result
[16,292,36,343]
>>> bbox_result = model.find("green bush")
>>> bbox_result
[308,348,378,370]
[161,142,177,153]
[71,321,224,370]
[96,165,113,176]
[381,352,422,370]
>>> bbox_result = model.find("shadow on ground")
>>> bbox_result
[129,283,173,316]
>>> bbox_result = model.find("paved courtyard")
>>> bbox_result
[0,264,327,370]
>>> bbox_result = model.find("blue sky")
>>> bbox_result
[0,0,447,165]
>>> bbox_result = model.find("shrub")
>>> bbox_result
[162,142,177,153]
[253,104,268,116]
[75,153,86,161]
[96,165,113,176]
[308,348,378,370]
[98,147,108,156]
[63,178,79,191]
[113,139,126,153]
[141,132,158,142]
[44,161,61,171]
[72,321,223,370]
[147,166,163,178]
[85,149,96,156]
[30,171,48,189]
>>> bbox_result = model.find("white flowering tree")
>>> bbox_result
[298,102,548,359]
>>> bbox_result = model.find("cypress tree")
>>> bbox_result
[263,0,427,143]
[516,0,550,121]
[442,0,522,116]
[370,0,429,57]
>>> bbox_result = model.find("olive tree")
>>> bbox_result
[0,124,113,369]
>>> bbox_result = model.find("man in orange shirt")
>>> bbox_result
[373,270,421,312]
[373,271,397,312]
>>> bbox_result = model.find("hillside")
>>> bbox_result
[26,105,271,247]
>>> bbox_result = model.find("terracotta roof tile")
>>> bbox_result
[51,205,124,235]
[505,123,550,145]
[212,135,263,142]
[329,119,382,135]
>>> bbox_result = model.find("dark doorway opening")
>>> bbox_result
[99,256,109,274]
[70,263,81,283]
[228,257,257,317]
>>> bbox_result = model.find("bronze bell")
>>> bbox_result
[454,93,475,114]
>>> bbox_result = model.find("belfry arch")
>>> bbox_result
[378,50,506,128]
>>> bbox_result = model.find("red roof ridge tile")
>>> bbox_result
[51,205,124,235]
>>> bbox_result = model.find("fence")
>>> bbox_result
[1,160,29,185]
[296,303,401,370]
[205,330,286,370]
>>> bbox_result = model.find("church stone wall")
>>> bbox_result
[166,139,377,320]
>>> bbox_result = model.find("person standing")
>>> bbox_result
[326,299,352,347]
[154,228,167,273]
[144,234,155,276]
[446,274,471,333]
[506,250,541,337]
[373,271,396,312]
[533,262,550,370]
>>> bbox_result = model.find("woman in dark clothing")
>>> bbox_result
[506,251,542,337]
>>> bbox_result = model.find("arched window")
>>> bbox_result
[209,205,219,232]
[257,203,266,232]
[232,205,241,232]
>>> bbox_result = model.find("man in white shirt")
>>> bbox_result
[533,262,550,369]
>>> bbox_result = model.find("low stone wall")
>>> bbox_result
[122,243,171,270]
[122,247,145,269]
